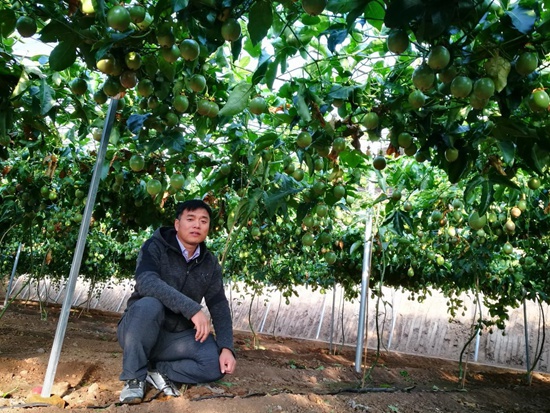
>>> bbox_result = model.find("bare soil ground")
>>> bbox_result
[0,301,549,413]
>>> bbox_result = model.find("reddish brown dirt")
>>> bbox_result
[0,301,549,413]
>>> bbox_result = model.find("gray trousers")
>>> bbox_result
[117,297,223,384]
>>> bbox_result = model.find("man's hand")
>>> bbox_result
[191,310,210,342]
[219,348,236,374]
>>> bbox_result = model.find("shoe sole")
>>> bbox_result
[146,375,180,397]
[120,397,142,404]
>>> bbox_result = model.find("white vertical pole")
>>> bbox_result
[316,293,327,340]
[473,299,482,362]
[329,282,336,353]
[523,298,531,381]
[259,301,271,332]
[355,211,373,373]
[41,98,119,398]
[387,289,399,350]
[3,243,22,308]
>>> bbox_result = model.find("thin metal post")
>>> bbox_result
[523,298,531,383]
[355,211,373,373]
[259,301,271,332]
[3,243,23,308]
[54,282,67,303]
[329,282,336,353]
[387,290,399,350]
[473,299,482,362]
[41,98,119,398]
[115,286,129,313]
[316,293,327,340]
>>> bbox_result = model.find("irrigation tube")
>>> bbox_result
[41,98,119,398]
[3,243,22,308]
[355,211,373,373]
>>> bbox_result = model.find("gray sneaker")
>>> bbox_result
[120,379,145,404]
[146,370,181,397]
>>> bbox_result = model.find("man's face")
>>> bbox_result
[174,207,210,248]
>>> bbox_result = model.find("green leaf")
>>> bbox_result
[492,117,531,140]
[446,150,469,184]
[48,41,77,71]
[252,50,271,86]
[328,0,368,14]
[38,20,66,43]
[327,84,354,100]
[478,179,493,216]
[218,82,253,117]
[38,79,54,116]
[158,58,176,82]
[264,58,279,90]
[172,0,189,13]
[506,4,536,34]
[248,0,272,46]
[498,140,516,165]
[363,1,385,31]
[393,211,404,235]
[0,113,7,147]
[264,174,302,217]
[464,175,485,206]
[231,38,242,62]
[384,0,424,28]
[350,240,362,255]
[127,114,151,135]
[484,55,511,92]
[488,171,520,191]
[524,142,548,174]
[295,87,311,122]
[253,132,279,153]
[162,129,186,152]
[11,70,31,99]
[0,10,16,37]
[227,193,261,230]
[154,0,171,20]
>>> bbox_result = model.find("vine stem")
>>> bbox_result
[361,207,383,387]
[458,275,482,388]
[527,296,545,385]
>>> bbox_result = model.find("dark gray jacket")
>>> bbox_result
[125,227,234,352]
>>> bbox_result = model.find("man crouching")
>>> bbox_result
[117,199,236,404]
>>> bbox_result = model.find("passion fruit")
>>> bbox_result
[302,0,327,16]
[387,29,409,54]
[221,18,241,42]
[427,45,451,71]
[412,64,435,91]
[179,39,200,61]
[450,75,473,99]
[15,16,37,38]
[515,51,538,76]
[107,5,131,32]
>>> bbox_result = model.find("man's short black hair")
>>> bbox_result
[175,199,213,220]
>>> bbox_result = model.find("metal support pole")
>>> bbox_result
[316,293,327,340]
[473,299,482,362]
[355,211,373,373]
[115,284,129,313]
[3,243,23,308]
[259,301,271,333]
[523,298,531,382]
[387,289,399,350]
[54,281,66,303]
[41,98,119,398]
[329,282,336,353]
